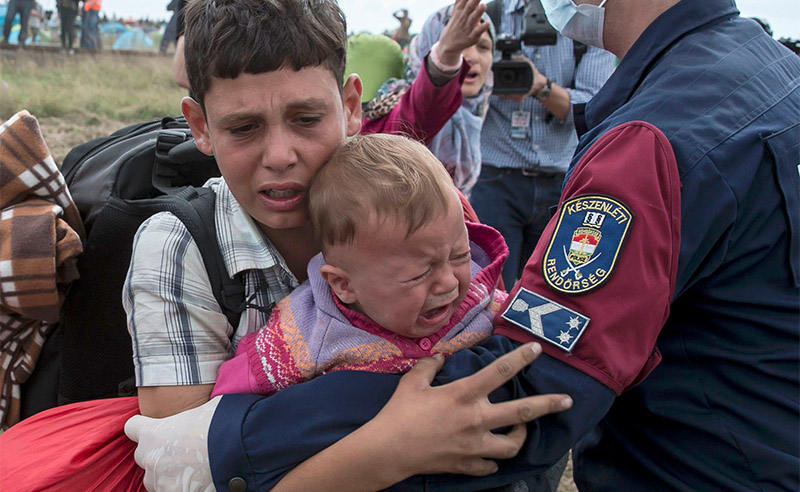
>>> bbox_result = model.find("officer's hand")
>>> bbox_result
[124,396,221,492]
[364,342,573,477]
[499,56,546,103]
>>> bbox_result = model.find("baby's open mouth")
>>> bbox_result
[421,305,447,321]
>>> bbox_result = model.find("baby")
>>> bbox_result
[212,133,508,396]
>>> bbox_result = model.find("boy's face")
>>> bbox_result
[323,191,472,339]
[183,68,362,237]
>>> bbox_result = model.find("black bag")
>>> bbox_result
[21,117,246,415]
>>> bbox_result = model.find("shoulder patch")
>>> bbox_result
[500,288,589,352]
[542,195,633,295]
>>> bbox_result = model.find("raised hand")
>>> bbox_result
[436,0,491,67]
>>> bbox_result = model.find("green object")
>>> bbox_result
[345,33,405,102]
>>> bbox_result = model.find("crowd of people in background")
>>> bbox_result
[1,0,175,52]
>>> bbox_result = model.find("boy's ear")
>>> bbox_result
[320,264,358,304]
[342,74,363,137]
[181,96,214,156]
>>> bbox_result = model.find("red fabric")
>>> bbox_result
[360,56,467,146]
[0,397,144,492]
[493,122,682,394]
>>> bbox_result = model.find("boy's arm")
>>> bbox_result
[123,212,234,417]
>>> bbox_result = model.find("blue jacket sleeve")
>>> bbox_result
[209,336,614,491]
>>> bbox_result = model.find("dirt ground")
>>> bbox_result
[559,453,577,492]
[36,115,133,167]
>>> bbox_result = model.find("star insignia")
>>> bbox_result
[557,330,573,345]
[566,316,582,331]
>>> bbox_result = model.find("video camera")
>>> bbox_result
[492,0,558,94]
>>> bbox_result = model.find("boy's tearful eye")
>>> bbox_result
[295,115,323,127]
[230,123,257,135]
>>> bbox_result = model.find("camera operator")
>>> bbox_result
[471,0,614,289]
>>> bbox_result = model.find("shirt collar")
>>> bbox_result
[584,0,739,130]
[208,177,297,281]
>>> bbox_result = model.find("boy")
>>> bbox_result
[211,133,507,397]
[123,0,364,418]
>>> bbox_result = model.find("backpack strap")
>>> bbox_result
[165,187,246,328]
[569,41,589,132]
[571,40,587,88]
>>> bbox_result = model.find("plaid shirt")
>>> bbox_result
[123,178,298,386]
[480,0,615,173]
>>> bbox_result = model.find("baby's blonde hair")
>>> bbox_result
[309,133,456,248]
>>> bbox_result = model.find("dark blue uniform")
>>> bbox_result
[208,1,799,490]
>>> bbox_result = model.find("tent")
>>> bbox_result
[111,27,153,50]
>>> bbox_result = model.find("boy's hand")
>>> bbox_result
[436,0,490,67]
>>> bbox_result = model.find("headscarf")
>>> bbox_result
[373,6,495,197]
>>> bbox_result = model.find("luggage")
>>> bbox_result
[22,116,246,414]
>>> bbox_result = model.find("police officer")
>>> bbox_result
[126,1,799,490]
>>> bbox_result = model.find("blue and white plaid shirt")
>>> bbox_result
[123,178,298,386]
[480,0,615,173]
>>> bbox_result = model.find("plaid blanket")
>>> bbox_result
[0,111,85,428]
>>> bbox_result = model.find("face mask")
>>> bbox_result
[541,0,608,49]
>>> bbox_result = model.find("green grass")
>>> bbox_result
[0,52,186,122]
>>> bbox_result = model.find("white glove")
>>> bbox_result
[124,396,222,492]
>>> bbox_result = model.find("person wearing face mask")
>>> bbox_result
[469,0,615,289]
[83,1,798,491]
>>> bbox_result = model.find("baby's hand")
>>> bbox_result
[436,0,490,66]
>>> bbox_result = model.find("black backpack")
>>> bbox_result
[21,116,246,416]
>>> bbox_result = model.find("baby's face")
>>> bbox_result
[332,193,471,339]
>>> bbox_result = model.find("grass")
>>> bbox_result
[0,52,185,122]
[1,51,187,162]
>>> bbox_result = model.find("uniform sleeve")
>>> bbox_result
[209,372,400,491]
[207,337,613,491]
[360,55,467,146]
[123,211,232,387]
[494,121,682,394]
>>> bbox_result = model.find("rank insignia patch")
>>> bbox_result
[543,195,633,295]
[500,288,589,352]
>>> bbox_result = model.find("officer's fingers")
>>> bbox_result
[479,423,528,460]
[453,458,500,477]
[484,393,573,430]
[123,414,146,442]
[458,343,542,397]
[399,353,446,389]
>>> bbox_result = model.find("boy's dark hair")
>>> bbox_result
[183,0,348,110]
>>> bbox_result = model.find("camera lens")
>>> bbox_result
[498,68,518,85]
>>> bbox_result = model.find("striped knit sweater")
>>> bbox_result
[212,221,508,397]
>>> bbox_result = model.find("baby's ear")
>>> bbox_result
[320,264,357,304]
